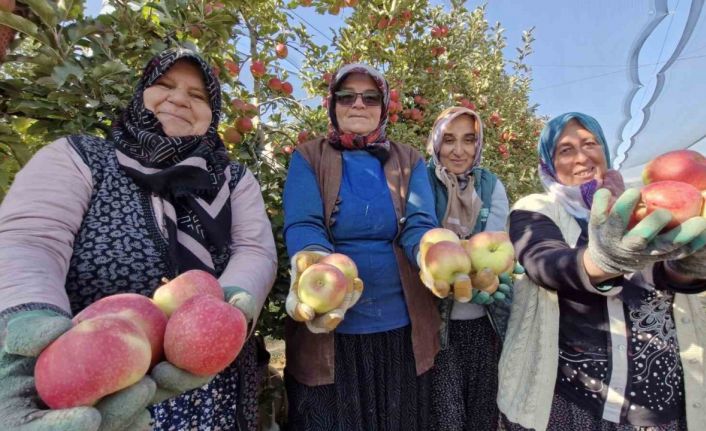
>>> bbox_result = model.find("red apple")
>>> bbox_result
[642,149,706,190]
[224,126,243,144]
[73,293,167,367]
[300,0,312,5]
[267,77,283,92]
[389,113,399,123]
[489,112,503,127]
[298,130,310,144]
[250,60,266,78]
[390,89,400,102]
[377,17,389,30]
[282,145,294,155]
[281,81,294,95]
[224,60,239,76]
[297,263,348,313]
[275,43,288,59]
[152,269,224,317]
[35,315,151,408]
[164,294,247,376]
[344,0,358,7]
[323,72,333,84]
[463,231,515,275]
[231,98,247,112]
[242,103,258,118]
[236,117,254,133]
[630,180,704,229]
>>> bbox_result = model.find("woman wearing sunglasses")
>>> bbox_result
[281,63,441,430]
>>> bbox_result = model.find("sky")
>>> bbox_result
[84,1,706,183]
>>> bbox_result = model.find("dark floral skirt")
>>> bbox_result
[284,325,431,431]
[150,336,262,431]
[500,392,687,431]
[431,317,500,431]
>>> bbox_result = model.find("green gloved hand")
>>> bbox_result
[587,188,706,274]
[0,308,100,431]
[223,286,257,325]
[666,231,706,280]
[150,361,214,404]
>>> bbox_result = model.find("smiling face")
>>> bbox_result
[439,114,477,174]
[334,73,382,135]
[143,60,212,137]
[553,119,608,186]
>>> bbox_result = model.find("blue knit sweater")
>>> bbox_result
[283,149,438,334]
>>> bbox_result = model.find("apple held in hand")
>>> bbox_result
[629,180,704,229]
[643,149,706,190]
[35,315,152,408]
[419,227,461,259]
[297,263,348,314]
[73,293,167,367]
[423,240,472,301]
[152,269,224,316]
[164,294,247,376]
[463,231,515,276]
[319,253,358,282]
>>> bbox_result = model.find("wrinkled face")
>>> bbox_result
[334,73,382,136]
[439,114,477,174]
[553,119,608,186]
[143,60,212,137]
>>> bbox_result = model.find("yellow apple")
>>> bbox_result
[298,263,348,314]
[463,231,515,275]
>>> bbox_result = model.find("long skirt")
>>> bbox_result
[284,325,431,431]
[150,336,264,431]
[431,317,501,431]
[500,392,687,431]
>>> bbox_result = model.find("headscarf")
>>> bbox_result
[112,47,232,274]
[427,107,485,238]
[326,63,390,161]
[537,112,612,220]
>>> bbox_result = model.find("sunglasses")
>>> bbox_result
[334,90,384,107]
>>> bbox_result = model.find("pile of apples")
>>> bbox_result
[34,270,247,409]
[293,253,360,318]
[419,228,515,302]
[630,149,706,228]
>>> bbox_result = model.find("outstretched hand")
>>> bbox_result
[587,188,706,274]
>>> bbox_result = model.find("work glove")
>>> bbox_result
[418,250,472,301]
[666,231,706,280]
[223,286,258,328]
[587,188,706,274]
[285,250,364,334]
[149,361,213,404]
[0,308,155,431]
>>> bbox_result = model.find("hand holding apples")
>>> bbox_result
[587,188,706,275]
[0,308,153,431]
[418,228,473,301]
[462,231,516,304]
[286,251,364,333]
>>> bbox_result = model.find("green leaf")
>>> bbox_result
[23,0,59,29]
[0,10,39,38]
[51,61,84,87]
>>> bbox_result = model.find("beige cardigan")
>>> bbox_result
[497,193,706,431]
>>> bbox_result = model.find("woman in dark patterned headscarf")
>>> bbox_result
[0,48,276,430]
[281,63,441,430]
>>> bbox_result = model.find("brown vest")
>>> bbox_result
[284,138,441,386]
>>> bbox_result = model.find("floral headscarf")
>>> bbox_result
[326,63,390,159]
[112,47,232,273]
[537,112,612,220]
